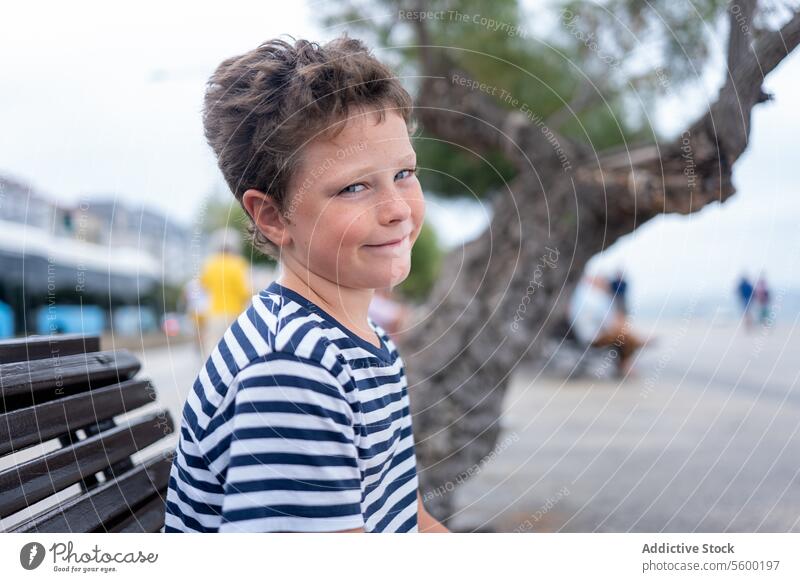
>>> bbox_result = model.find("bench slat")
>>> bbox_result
[0,350,141,412]
[0,335,101,365]
[0,379,155,457]
[0,411,174,517]
[10,455,172,533]
[107,495,169,533]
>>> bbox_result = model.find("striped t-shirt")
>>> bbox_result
[164,281,419,532]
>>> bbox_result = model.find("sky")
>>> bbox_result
[1,1,798,314]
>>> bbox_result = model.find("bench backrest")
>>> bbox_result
[0,334,174,532]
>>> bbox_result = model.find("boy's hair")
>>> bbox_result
[202,35,415,259]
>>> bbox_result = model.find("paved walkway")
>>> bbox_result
[449,318,800,532]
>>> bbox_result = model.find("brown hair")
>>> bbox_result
[202,34,415,259]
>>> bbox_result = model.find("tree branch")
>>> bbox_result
[590,5,800,229]
[408,5,583,172]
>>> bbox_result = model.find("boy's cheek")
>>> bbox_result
[310,224,365,256]
[412,199,426,238]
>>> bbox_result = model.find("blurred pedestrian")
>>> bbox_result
[200,228,252,357]
[736,274,754,330]
[570,274,646,377]
[182,277,209,354]
[753,274,772,326]
[608,268,629,316]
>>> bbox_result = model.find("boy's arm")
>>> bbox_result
[417,492,451,532]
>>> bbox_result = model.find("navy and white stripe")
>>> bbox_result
[164,281,418,532]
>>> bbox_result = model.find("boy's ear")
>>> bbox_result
[242,189,292,248]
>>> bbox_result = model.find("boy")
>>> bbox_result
[164,35,448,533]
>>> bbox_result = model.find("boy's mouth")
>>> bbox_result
[364,234,410,251]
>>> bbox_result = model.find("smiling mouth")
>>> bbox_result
[365,235,409,248]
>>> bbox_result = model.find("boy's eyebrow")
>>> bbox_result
[351,153,417,173]
[327,152,417,186]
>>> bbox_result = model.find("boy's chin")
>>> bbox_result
[352,265,410,290]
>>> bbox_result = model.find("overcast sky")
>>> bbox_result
[1,1,798,309]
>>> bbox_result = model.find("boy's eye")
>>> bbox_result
[395,167,416,180]
[337,168,416,196]
[339,183,366,195]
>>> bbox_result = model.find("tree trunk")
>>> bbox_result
[400,3,800,522]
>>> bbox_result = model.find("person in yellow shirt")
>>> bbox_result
[200,228,252,356]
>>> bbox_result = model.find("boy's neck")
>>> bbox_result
[276,268,378,345]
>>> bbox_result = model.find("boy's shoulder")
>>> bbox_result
[235,283,354,380]
[185,281,402,440]
[219,280,397,378]
[184,285,344,437]
[253,281,398,368]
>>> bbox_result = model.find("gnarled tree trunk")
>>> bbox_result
[398,2,800,522]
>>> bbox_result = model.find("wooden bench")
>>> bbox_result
[0,334,175,532]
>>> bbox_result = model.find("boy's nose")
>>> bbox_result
[376,188,412,225]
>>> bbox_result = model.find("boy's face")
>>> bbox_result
[262,108,425,290]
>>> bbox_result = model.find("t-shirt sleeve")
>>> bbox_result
[218,352,364,532]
